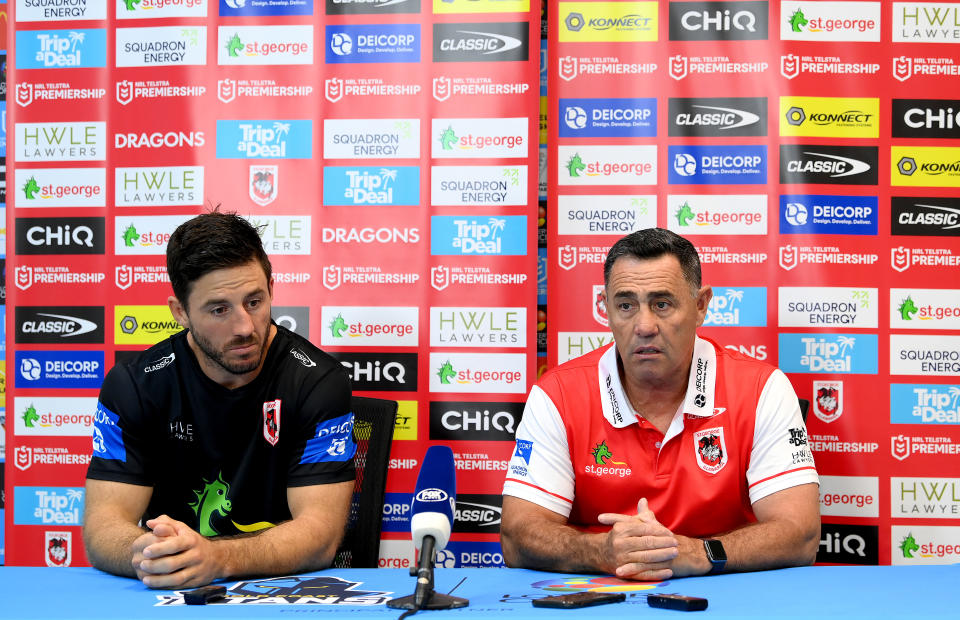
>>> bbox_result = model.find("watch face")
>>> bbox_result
[705,539,727,562]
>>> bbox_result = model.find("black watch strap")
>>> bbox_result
[703,539,727,574]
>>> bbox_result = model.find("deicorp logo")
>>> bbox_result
[559,97,656,138]
[326,24,420,63]
[668,145,766,185]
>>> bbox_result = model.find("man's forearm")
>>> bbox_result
[502,517,611,574]
[707,516,819,573]
[83,517,148,578]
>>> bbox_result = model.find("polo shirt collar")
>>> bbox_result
[597,336,717,429]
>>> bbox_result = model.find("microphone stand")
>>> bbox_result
[386,535,469,610]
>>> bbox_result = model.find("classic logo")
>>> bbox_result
[16,121,106,162]
[323,166,419,206]
[430,307,526,348]
[694,427,728,474]
[893,99,960,139]
[558,145,657,185]
[891,383,960,425]
[453,494,503,534]
[433,21,529,62]
[780,97,879,138]
[817,523,879,565]
[429,401,522,441]
[667,145,767,185]
[778,194,878,235]
[559,1,658,42]
[558,194,655,235]
[263,399,281,446]
[220,0,313,17]
[45,531,72,568]
[15,28,107,69]
[323,118,420,159]
[14,168,106,208]
[333,352,418,391]
[431,165,526,206]
[216,120,312,159]
[326,24,420,63]
[325,0,419,14]
[814,380,844,423]
[778,287,877,328]
[115,166,203,207]
[428,352,526,394]
[15,216,105,255]
[667,194,767,234]
[781,1,881,42]
[15,306,104,344]
[120,0,209,19]
[559,97,656,138]
[779,145,878,185]
[218,25,313,65]
[431,118,527,158]
[430,215,527,255]
[778,333,879,374]
[249,165,277,206]
[115,26,207,67]
[894,2,960,43]
[668,97,766,137]
[669,0,768,40]
[890,334,960,376]
[18,0,106,21]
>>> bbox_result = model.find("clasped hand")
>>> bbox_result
[597,498,684,581]
[131,515,222,589]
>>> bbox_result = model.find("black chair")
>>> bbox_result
[798,398,810,423]
[332,396,398,568]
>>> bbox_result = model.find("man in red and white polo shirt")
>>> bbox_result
[502,228,819,580]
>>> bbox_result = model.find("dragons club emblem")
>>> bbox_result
[263,399,281,446]
[813,381,843,423]
[693,427,728,474]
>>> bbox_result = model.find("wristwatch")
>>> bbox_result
[703,539,727,574]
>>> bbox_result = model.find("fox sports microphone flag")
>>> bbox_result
[410,445,457,551]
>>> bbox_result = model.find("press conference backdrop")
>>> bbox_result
[4,1,960,571]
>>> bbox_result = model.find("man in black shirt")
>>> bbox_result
[85,212,355,589]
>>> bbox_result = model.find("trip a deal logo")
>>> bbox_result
[216,120,312,159]
[14,487,85,526]
[778,334,879,374]
[702,287,767,327]
[16,29,107,69]
[431,216,526,256]
[890,383,960,425]
[326,24,420,64]
[323,166,420,206]
[559,1,658,42]
[668,145,766,185]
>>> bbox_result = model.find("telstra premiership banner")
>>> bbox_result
[5,2,540,567]
[547,0,960,567]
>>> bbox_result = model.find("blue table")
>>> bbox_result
[3,565,957,618]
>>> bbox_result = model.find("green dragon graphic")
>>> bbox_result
[676,202,695,226]
[22,176,40,200]
[788,9,808,32]
[123,0,141,10]
[439,126,458,150]
[590,440,613,465]
[436,361,456,385]
[121,224,140,247]
[328,313,348,338]
[566,153,586,178]
[226,34,243,58]
[898,297,918,321]
[189,472,233,537]
[899,533,920,559]
[23,405,39,428]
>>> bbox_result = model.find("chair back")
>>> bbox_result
[798,398,810,423]
[333,396,397,568]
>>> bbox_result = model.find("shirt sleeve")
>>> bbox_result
[746,369,819,504]
[85,363,153,487]
[287,363,357,487]
[502,385,575,517]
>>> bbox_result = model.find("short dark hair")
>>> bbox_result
[603,228,702,292]
[166,211,272,309]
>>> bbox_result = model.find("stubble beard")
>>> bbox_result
[191,328,266,376]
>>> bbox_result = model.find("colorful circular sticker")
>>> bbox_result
[530,576,667,593]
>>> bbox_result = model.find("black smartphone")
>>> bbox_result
[647,593,708,611]
[183,585,227,605]
[532,591,626,609]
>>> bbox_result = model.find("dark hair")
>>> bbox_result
[166,211,272,308]
[603,228,702,292]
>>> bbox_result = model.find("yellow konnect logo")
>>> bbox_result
[433,0,530,14]
[779,96,879,138]
[114,305,182,345]
[393,400,418,441]
[559,1,658,43]
[891,146,960,187]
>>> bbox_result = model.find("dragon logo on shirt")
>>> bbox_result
[591,440,613,465]
[189,472,234,536]
[693,427,728,474]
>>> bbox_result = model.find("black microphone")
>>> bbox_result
[386,445,468,611]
